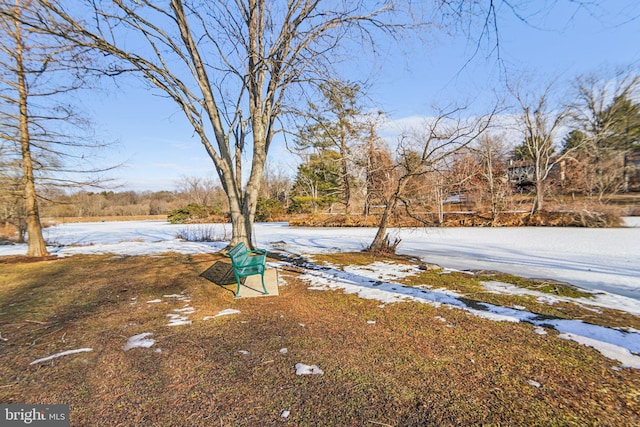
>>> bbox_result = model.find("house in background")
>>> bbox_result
[505,159,566,190]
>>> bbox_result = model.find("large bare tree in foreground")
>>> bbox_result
[0,1,47,255]
[28,0,425,247]
[1,0,112,256]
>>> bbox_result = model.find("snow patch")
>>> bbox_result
[166,313,191,326]
[123,332,155,351]
[558,332,640,369]
[215,309,241,317]
[344,261,421,282]
[30,348,93,365]
[203,309,241,320]
[295,363,324,375]
[173,306,195,314]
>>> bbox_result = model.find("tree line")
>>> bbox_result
[284,74,639,234]
[3,71,639,250]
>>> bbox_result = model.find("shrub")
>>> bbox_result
[175,224,230,242]
[167,204,224,224]
[288,195,338,214]
[255,197,286,222]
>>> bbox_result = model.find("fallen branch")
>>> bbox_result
[25,320,50,325]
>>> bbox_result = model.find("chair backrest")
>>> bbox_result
[228,242,248,264]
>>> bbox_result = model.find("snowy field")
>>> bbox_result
[4,218,637,300]
[2,218,640,369]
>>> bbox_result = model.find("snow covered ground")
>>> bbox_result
[257,221,640,301]
[2,218,639,301]
[3,219,640,369]
[297,260,640,369]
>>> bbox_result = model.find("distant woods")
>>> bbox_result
[40,189,190,219]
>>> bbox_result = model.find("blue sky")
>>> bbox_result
[86,1,640,192]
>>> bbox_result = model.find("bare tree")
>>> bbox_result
[24,0,427,247]
[0,0,48,255]
[362,114,395,218]
[368,106,495,253]
[511,82,575,214]
[1,0,116,255]
[262,163,292,204]
[475,134,512,223]
[174,175,220,207]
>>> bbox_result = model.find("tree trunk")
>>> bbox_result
[15,6,48,257]
[623,153,629,193]
[532,179,545,214]
[340,134,351,214]
[227,183,259,249]
[226,116,267,249]
[230,211,253,248]
[485,149,497,222]
[436,185,444,225]
[368,195,398,253]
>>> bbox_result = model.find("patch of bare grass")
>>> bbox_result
[0,253,638,426]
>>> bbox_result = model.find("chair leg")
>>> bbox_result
[261,272,268,295]
[234,274,242,298]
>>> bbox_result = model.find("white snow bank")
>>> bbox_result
[624,216,640,227]
[343,261,423,282]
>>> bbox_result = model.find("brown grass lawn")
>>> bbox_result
[0,253,639,426]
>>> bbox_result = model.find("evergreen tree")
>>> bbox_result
[290,150,342,213]
[295,80,367,214]
[562,130,587,154]
[600,95,640,152]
